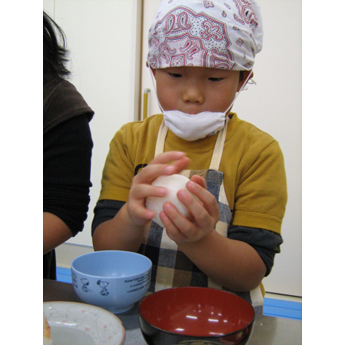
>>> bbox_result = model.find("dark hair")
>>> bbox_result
[43,11,70,78]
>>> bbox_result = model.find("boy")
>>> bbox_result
[92,0,287,314]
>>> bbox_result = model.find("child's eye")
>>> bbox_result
[168,73,182,78]
[209,77,224,82]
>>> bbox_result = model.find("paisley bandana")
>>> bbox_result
[147,0,263,71]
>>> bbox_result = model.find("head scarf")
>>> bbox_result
[147,0,263,71]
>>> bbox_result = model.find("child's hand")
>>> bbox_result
[126,151,190,227]
[160,175,220,244]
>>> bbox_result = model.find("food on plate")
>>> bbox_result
[43,313,53,345]
[145,174,193,227]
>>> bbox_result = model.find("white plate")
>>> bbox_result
[43,302,125,345]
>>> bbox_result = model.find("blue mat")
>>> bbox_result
[264,297,302,320]
[56,267,72,284]
[57,267,302,320]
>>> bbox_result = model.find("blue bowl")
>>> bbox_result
[71,250,152,313]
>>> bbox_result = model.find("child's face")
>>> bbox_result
[154,67,249,115]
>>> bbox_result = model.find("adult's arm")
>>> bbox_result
[43,212,73,254]
[43,114,93,254]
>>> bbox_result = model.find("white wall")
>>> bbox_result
[140,0,302,297]
[241,0,302,297]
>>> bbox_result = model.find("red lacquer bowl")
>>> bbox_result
[139,287,255,345]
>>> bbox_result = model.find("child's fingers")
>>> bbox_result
[130,184,167,200]
[150,151,187,165]
[161,201,202,240]
[175,191,216,235]
[151,152,190,177]
[134,152,190,184]
[190,174,207,189]
[185,181,220,220]
[169,155,190,174]
[127,185,167,225]
[135,206,157,221]
[127,202,157,226]
[159,176,219,241]
[160,208,189,242]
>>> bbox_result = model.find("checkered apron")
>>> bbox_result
[139,117,263,313]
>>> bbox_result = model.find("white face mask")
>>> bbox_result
[150,69,253,141]
[163,109,229,141]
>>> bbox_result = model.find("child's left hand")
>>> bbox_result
[159,175,220,244]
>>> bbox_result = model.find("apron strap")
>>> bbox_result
[209,116,229,170]
[154,120,168,157]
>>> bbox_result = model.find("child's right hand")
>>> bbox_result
[126,151,190,227]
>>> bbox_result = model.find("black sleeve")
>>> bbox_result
[228,225,283,276]
[43,114,93,235]
[91,199,125,235]
[92,201,282,277]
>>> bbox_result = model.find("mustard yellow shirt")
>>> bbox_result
[99,113,287,234]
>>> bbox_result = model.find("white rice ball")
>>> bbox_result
[145,174,192,228]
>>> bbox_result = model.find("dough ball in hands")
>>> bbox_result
[146,174,193,228]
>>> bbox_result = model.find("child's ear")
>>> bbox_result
[237,70,253,91]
